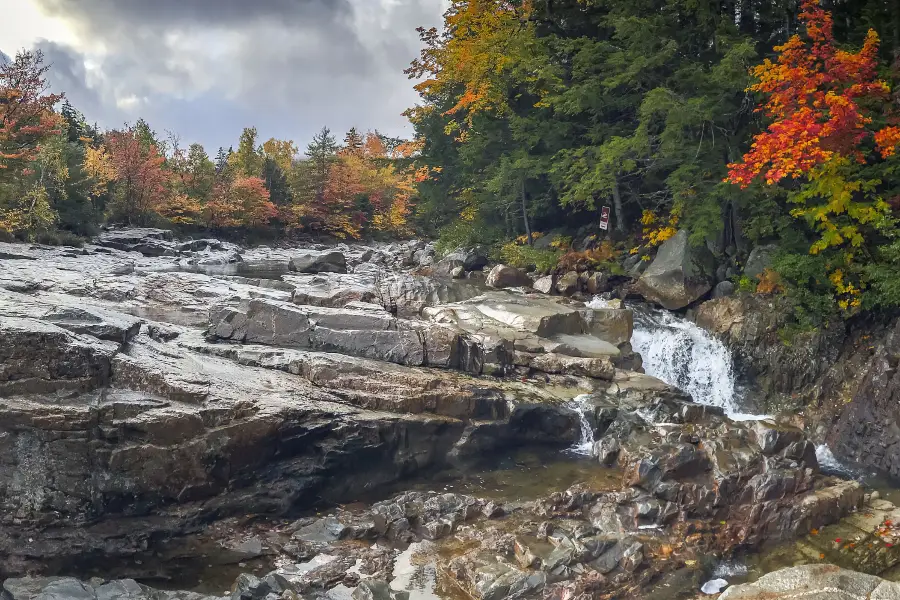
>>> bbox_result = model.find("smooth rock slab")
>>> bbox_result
[1,576,225,600]
[719,564,900,599]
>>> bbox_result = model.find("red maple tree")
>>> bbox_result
[727,0,897,187]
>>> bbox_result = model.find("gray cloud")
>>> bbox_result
[29,0,444,152]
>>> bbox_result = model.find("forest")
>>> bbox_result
[2,0,900,325]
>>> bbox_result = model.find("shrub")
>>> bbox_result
[500,241,560,273]
[557,241,621,272]
[435,220,502,258]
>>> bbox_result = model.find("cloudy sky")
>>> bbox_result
[0,0,444,153]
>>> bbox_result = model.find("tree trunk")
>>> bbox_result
[521,177,533,246]
[893,1,900,58]
[612,176,625,233]
[739,0,753,34]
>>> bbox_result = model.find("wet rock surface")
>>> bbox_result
[0,229,868,599]
[719,564,900,599]
[693,294,900,479]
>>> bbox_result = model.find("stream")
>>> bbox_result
[2,235,891,600]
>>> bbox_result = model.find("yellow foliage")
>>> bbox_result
[641,208,680,247]
[515,231,543,245]
[83,144,116,197]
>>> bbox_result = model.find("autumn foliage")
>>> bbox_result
[727,0,900,315]
[727,0,894,187]
[0,51,63,179]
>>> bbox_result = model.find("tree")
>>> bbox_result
[105,128,170,225]
[231,176,278,228]
[306,126,338,201]
[229,127,263,178]
[0,50,63,181]
[344,127,364,154]
[727,0,899,315]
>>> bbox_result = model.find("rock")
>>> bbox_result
[712,280,735,298]
[634,230,714,310]
[198,251,243,266]
[289,251,347,274]
[434,248,489,277]
[231,573,271,599]
[623,254,649,277]
[0,576,222,600]
[556,271,580,295]
[533,275,555,295]
[743,244,778,280]
[451,266,465,279]
[719,565,900,599]
[486,265,531,289]
[701,578,729,595]
[585,272,610,295]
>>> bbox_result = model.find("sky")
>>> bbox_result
[0,0,446,153]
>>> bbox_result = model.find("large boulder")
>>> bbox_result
[719,565,900,599]
[634,230,714,310]
[434,248,489,277]
[485,264,531,289]
[744,243,778,280]
[289,251,347,274]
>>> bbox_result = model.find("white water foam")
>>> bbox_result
[567,394,596,455]
[816,444,856,477]
[600,301,767,420]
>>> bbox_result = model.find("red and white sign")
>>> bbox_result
[599,206,611,231]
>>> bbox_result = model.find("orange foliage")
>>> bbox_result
[755,268,784,295]
[0,50,64,178]
[158,193,203,225]
[105,130,170,223]
[231,177,278,228]
[557,241,620,272]
[727,0,893,187]
[203,178,277,229]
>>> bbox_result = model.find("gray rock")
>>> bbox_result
[555,271,580,296]
[634,230,715,310]
[712,280,735,298]
[533,275,555,295]
[451,266,465,279]
[434,248,489,276]
[289,251,347,274]
[719,564,900,599]
[485,265,531,289]
[585,272,610,295]
[744,244,778,280]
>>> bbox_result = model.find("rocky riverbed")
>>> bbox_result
[0,229,880,599]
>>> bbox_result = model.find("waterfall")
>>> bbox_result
[611,302,761,419]
[567,394,596,455]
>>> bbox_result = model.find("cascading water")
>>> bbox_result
[589,298,762,419]
[629,307,741,413]
[567,394,596,455]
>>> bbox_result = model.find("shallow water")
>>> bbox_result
[377,447,619,503]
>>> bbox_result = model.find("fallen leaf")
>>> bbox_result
[819,553,825,559]
[835,538,842,543]
[685,560,697,567]
[810,529,819,535]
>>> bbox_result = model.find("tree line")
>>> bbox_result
[405,0,900,325]
[0,52,416,243]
